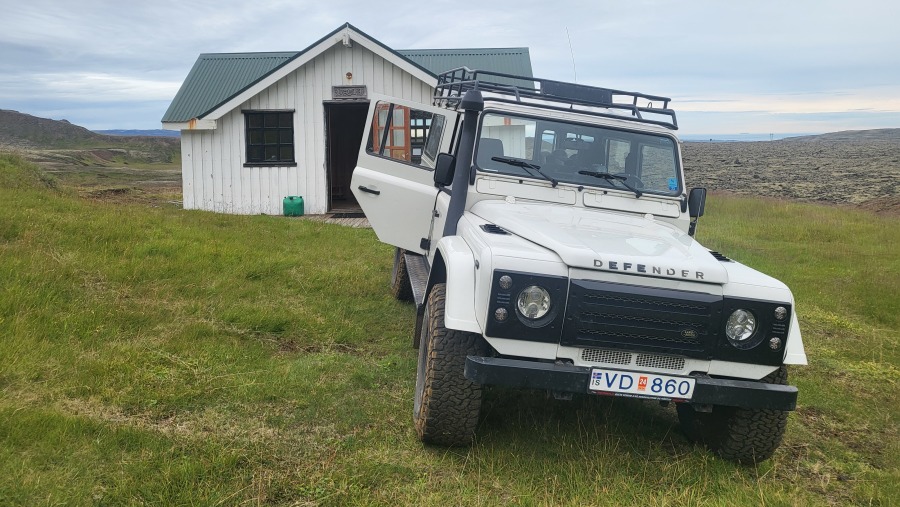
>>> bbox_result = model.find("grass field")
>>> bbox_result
[1,153,898,506]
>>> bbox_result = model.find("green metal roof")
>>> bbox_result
[161,52,296,122]
[161,25,533,124]
[396,48,533,81]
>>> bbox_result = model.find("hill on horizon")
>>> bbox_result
[0,109,108,149]
[0,110,180,165]
[784,128,900,142]
[0,110,180,151]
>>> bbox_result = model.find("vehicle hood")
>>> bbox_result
[469,200,728,284]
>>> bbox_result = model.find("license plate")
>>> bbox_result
[588,368,695,400]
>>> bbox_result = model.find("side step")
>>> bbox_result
[404,252,430,348]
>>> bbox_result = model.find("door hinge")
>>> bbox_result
[433,210,440,217]
[420,238,431,250]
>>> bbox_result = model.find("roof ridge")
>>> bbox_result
[199,51,299,58]
[398,47,529,52]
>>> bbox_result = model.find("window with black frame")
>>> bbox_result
[244,111,295,165]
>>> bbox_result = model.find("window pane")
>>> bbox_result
[280,130,293,144]
[249,146,264,162]
[393,129,405,147]
[265,146,278,161]
[608,140,630,173]
[422,114,445,162]
[248,114,262,128]
[393,108,405,127]
[250,131,263,145]
[264,131,278,144]
[279,112,292,127]
[641,144,677,191]
[263,114,278,128]
[280,146,294,161]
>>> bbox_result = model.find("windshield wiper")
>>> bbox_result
[491,156,558,187]
[577,170,642,198]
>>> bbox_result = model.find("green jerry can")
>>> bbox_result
[283,196,304,217]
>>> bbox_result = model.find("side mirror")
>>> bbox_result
[688,187,707,218]
[434,153,456,187]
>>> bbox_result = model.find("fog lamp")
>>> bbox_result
[494,308,508,322]
[769,337,782,350]
[499,275,513,290]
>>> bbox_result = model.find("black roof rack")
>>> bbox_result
[433,67,678,130]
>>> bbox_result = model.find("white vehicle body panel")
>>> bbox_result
[353,167,436,253]
[470,200,728,284]
[351,93,458,254]
[434,236,480,333]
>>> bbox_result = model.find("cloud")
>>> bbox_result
[1,0,898,132]
[2,73,182,102]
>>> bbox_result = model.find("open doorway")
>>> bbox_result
[325,101,369,213]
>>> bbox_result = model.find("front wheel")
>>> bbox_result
[677,366,789,464]
[413,283,486,446]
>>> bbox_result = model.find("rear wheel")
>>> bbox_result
[390,248,413,301]
[413,283,486,446]
[677,366,789,465]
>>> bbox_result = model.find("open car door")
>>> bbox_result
[352,94,458,254]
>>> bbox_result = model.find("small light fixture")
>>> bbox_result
[494,308,508,322]
[345,72,353,80]
[769,337,782,350]
[499,275,512,290]
[774,306,787,321]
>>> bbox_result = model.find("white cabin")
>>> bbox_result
[161,23,533,215]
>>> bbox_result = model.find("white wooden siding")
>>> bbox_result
[181,43,434,215]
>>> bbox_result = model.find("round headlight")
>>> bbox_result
[517,285,551,319]
[725,309,757,343]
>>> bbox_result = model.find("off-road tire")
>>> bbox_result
[390,248,413,302]
[677,366,789,465]
[413,283,486,446]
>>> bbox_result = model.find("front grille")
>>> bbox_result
[562,279,722,358]
[581,348,631,365]
[636,353,686,370]
[579,348,687,371]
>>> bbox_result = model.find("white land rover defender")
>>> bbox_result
[351,69,807,464]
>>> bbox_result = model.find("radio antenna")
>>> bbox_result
[566,26,577,83]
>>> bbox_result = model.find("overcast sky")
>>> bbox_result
[2,0,898,135]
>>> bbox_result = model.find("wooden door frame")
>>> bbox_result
[324,100,369,212]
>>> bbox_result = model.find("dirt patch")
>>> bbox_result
[855,195,900,215]
[83,183,181,207]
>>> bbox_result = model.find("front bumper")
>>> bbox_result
[465,356,798,411]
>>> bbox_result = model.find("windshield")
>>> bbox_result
[475,113,681,196]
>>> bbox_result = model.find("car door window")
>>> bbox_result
[366,101,448,170]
